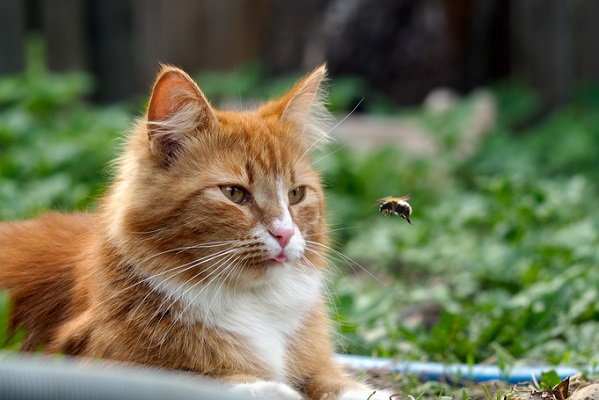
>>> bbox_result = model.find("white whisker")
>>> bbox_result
[139,240,239,264]
[176,251,241,320]
[203,257,242,316]
[129,247,239,323]
[326,97,363,136]
[90,245,238,317]
[152,251,244,350]
[293,98,362,168]
[303,226,352,238]
[135,248,241,353]
[311,143,351,166]
[305,240,386,286]
[146,253,239,356]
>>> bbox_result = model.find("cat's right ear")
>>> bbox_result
[146,66,216,165]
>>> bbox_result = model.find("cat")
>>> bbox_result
[0,65,396,399]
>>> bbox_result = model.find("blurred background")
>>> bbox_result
[2,0,599,390]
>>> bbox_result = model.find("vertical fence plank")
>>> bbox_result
[578,0,599,83]
[40,0,89,71]
[510,0,574,108]
[0,0,26,73]
[90,0,135,102]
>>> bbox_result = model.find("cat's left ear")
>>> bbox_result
[272,64,331,145]
[146,66,217,165]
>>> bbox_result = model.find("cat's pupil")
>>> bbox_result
[220,186,248,204]
[288,186,306,205]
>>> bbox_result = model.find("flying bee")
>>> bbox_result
[376,195,412,224]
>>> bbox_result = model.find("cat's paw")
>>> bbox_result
[340,387,398,400]
[229,380,304,400]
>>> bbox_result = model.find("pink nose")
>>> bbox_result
[270,227,294,248]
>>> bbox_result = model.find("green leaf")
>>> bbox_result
[540,370,563,390]
[0,291,10,347]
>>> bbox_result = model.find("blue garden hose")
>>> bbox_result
[337,354,587,384]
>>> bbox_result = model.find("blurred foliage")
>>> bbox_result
[1,46,599,377]
[322,83,599,369]
[0,38,130,219]
[0,292,25,351]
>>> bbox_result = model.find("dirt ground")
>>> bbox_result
[352,367,594,400]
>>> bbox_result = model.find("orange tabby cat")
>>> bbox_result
[0,65,394,399]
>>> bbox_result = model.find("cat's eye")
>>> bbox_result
[288,186,306,205]
[220,186,249,204]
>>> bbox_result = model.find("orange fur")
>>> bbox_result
[0,66,389,399]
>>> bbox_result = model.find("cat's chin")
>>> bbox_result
[240,258,315,285]
[256,259,294,275]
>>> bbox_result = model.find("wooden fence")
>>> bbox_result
[1,0,598,107]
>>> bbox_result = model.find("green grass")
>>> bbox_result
[1,46,599,395]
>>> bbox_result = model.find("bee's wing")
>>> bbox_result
[375,196,393,204]
[377,194,411,203]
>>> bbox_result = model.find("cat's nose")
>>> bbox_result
[269,227,294,248]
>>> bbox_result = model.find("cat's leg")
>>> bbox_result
[298,363,397,400]
[338,385,398,400]
[228,380,304,400]
[288,306,397,400]
[46,311,94,356]
[223,374,304,400]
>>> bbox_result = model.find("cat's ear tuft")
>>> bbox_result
[278,64,331,146]
[146,65,216,165]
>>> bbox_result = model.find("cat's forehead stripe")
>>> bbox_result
[244,136,292,182]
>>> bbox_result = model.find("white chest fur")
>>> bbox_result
[147,263,322,381]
